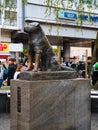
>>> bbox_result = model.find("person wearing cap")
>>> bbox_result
[92,62,98,85]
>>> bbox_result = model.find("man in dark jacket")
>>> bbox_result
[7,58,16,86]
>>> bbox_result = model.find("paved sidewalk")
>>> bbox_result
[0,113,98,130]
[0,114,10,130]
[91,113,98,130]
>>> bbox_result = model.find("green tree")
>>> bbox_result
[44,0,98,26]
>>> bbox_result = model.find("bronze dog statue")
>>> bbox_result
[24,22,73,71]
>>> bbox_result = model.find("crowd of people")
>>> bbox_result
[0,58,28,88]
[0,55,98,87]
[61,59,85,77]
[62,57,98,86]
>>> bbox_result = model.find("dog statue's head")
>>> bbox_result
[24,22,40,33]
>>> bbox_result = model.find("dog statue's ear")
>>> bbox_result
[30,22,39,27]
[25,22,39,26]
[33,22,39,27]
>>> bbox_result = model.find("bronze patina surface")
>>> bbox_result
[24,22,73,71]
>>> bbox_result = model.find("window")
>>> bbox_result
[92,0,96,5]
[3,0,17,26]
[5,0,17,8]
[0,10,1,24]
[10,11,17,25]
[4,11,17,26]
[84,0,87,3]
[0,1,1,5]
[79,0,96,5]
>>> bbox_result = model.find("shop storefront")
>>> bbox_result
[0,43,10,62]
[9,43,23,63]
[0,43,23,63]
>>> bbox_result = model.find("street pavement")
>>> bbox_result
[0,114,10,130]
[0,113,98,130]
[91,113,98,130]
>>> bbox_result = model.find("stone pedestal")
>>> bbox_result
[10,71,91,130]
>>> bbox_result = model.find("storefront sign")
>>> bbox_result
[79,14,98,22]
[59,11,77,20]
[9,43,23,52]
[59,10,98,22]
[90,16,98,22]
[0,43,9,52]
[79,14,88,21]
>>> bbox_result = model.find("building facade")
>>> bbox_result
[1,0,98,62]
[24,0,98,61]
[0,0,23,62]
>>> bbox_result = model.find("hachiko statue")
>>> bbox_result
[24,22,73,71]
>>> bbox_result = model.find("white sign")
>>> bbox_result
[9,43,23,52]
[70,47,91,61]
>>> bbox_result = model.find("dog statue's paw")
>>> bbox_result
[32,69,38,72]
[26,68,32,71]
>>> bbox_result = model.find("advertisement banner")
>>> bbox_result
[0,43,9,52]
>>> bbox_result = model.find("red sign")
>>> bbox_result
[0,43,9,52]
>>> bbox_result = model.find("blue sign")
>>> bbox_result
[90,16,98,22]
[64,12,77,20]
[79,14,88,21]
[59,11,77,20]
[59,11,98,23]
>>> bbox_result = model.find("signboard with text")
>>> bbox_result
[0,43,9,52]
[59,10,98,22]
[59,11,77,20]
